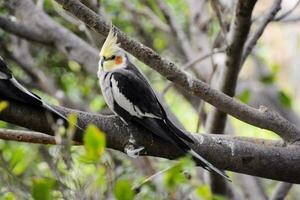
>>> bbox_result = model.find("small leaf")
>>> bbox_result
[260,63,279,85]
[278,90,292,108]
[68,60,81,72]
[89,95,105,112]
[238,89,251,104]
[0,101,8,112]
[83,124,106,161]
[196,185,212,200]
[2,192,16,200]
[32,178,55,200]
[67,113,78,136]
[114,179,135,200]
[164,156,194,190]
[260,75,275,84]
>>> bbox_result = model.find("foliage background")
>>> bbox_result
[0,0,300,199]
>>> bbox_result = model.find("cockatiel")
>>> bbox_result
[97,28,230,181]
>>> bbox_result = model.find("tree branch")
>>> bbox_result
[155,0,194,59]
[1,100,300,183]
[8,0,99,74]
[205,0,257,134]
[270,182,293,200]
[0,129,56,144]
[0,16,51,44]
[241,0,282,65]
[53,0,300,143]
[205,0,257,194]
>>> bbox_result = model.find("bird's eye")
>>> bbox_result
[111,55,116,60]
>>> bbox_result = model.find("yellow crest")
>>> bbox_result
[99,27,120,58]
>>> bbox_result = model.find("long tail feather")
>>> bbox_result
[164,118,194,143]
[190,150,231,181]
[42,103,84,131]
[163,116,231,181]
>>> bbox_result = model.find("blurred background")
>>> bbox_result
[0,0,300,199]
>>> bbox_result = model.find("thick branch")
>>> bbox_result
[0,16,51,44]
[1,100,300,183]
[53,0,300,143]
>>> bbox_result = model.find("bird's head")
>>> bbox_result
[98,28,127,72]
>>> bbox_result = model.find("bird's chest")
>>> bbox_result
[99,72,114,109]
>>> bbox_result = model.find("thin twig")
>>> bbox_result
[241,0,282,66]
[270,182,293,200]
[123,0,170,33]
[155,0,193,59]
[210,0,228,45]
[162,49,224,94]
[0,128,81,145]
[274,0,300,21]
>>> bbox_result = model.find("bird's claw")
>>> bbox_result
[124,145,145,158]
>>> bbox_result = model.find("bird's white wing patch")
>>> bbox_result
[0,71,8,79]
[111,77,140,117]
[111,77,160,119]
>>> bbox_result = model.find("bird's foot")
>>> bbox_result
[124,145,145,158]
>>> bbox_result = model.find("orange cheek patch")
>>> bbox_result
[115,56,123,65]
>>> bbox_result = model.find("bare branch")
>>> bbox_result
[241,0,282,65]
[205,0,257,135]
[0,16,51,44]
[0,128,56,144]
[162,49,225,94]
[1,100,300,183]
[9,0,99,74]
[122,0,170,33]
[270,182,293,200]
[274,0,300,21]
[237,175,267,200]
[155,0,194,59]
[210,0,228,45]
[53,0,300,143]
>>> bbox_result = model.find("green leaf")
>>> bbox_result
[114,179,135,200]
[68,60,81,72]
[67,113,78,135]
[238,89,251,104]
[1,192,16,200]
[196,185,212,200]
[260,63,279,85]
[164,156,194,190]
[89,95,106,112]
[278,90,292,108]
[0,101,8,112]
[32,178,55,200]
[83,124,106,161]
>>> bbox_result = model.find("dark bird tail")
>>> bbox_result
[164,118,231,181]
[0,57,83,131]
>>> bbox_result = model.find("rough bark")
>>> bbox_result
[1,100,300,183]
